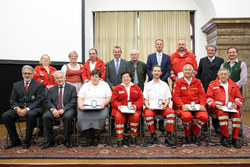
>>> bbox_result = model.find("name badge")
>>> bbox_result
[119,91,124,94]
[213,86,219,89]
[181,87,186,90]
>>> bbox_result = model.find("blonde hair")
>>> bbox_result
[39,54,51,64]
[68,51,78,58]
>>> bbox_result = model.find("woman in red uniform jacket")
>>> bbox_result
[33,54,57,89]
[111,71,144,147]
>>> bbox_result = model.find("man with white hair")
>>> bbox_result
[41,71,77,149]
[2,65,44,149]
[173,64,208,144]
[206,68,244,149]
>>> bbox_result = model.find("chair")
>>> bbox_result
[6,117,40,145]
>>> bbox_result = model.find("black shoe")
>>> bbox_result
[41,140,55,149]
[23,142,31,149]
[117,140,123,147]
[190,130,197,143]
[165,136,176,147]
[221,137,231,148]
[159,125,165,133]
[5,139,21,149]
[86,137,93,146]
[149,133,157,144]
[64,141,72,148]
[131,138,137,145]
[93,137,99,146]
[232,139,241,149]
[185,136,192,144]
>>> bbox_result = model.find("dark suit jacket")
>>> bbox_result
[9,79,44,113]
[146,53,171,83]
[197,56,224,92]
[128,60,146,91]
[46,83,77,112]
[105,58,130,88]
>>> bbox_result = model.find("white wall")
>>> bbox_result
[0,0,82,62]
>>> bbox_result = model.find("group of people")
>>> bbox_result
[2,39,247,150]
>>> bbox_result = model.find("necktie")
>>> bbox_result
[58,85,63,110]
[157,53,162,66]
[134,64,139,84]
[116,59,119,75]
[25,81,29,92]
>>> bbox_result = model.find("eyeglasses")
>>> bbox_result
[23,73,33,75]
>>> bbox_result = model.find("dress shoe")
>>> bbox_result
[165,136,176,147]
[117,140,123,147]
[23,142,31,149]
[93,137,99,146]
[64,141,72,148]
[41,140,55,149]
[5,140,21,149]
[86,137,93,146]
[232,139,241,149]
[190,130,197,143]
[221,137,231,148]
[131,138,137,145]
[185,136,192,144]
[149,133,157,144]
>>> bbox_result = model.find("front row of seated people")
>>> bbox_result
[2,64,244,149]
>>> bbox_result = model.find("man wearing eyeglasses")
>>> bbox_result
[2,65,44,149]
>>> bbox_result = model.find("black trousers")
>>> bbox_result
[42,109,75,142]
[2,108,42,143]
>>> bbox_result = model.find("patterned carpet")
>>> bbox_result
[1,124,250,159]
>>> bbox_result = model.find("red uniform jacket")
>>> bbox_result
[81,57,106,83]
[173,77,206,109]
[111,83,144,116]
[206,77,244,109]
[170,49,198,82]
[33,65,57,87]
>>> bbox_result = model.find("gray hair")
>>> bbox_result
[183,64,193,71]
[130,49,139,55]
[113,46,122,53]
[217,68,230,76]
[22,65,33,73]
[206,44,217,52]
[54,70,65,79]
[155,39,164,45]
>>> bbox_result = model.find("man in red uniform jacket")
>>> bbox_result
[82,48,106,83]
[170,40,198,84]
[173,64,208,144]
[206,68,244,149]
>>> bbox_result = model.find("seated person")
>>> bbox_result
[2,65,43,149]
[41,71,77,149]
[144,65,175,146]
[173,64,208,144]
[111,71,144,147]
[206,68,244,149]
[77,69,111,146]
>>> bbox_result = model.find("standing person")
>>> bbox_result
[61,51,83,93]
[221,47,247,93]
[106,46,130,90]
[41,71,77,149]
[77,70,111,147]
[196,44,224,133]
[81,48,106,83]
[146,39,171,131]
[170,39,198,85]
[128,49,146,91]
[172,64,208,144]
[111,71,144,147]
[206,68,244,149]
[33,54,57,89]
[2,65,44,149]
[144,65,176,147]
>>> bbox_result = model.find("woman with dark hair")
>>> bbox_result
[77,69,111,146]
[111,71,144,147]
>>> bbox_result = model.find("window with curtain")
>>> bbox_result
[94,11,191,63]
